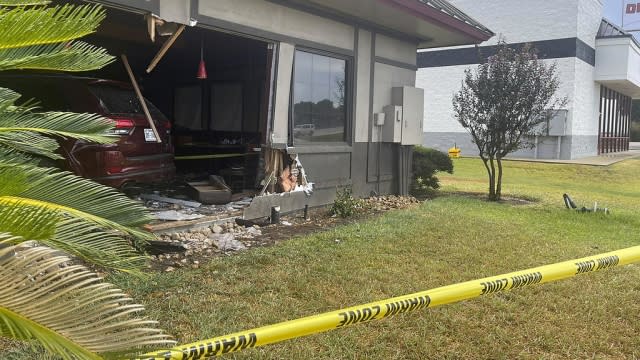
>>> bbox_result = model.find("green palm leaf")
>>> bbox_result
[0,200,57,241]
[0,201,146,273]
[0,241,175,359]
[0,164,154,242]
[0,145,34,165]
[0,1,49,5]
[0,87,115,145]
[50,218,148,274]
[0,41,114,71]
[0,129,62,159]
[0,4,105,50]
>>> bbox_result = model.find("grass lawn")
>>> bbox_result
[6,158,640,359]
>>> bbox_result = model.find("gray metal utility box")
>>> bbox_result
[382,86,424,145]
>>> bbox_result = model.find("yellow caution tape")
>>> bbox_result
[135,246,640,360]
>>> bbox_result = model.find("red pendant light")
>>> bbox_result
[197,37,207,79]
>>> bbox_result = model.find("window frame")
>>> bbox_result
[289,47,353,146]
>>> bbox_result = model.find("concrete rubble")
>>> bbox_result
[145,194,422,272]
[150,219,264,272]
[140,193,254,219]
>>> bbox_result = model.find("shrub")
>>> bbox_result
[330,187,361,218]
[412,146,453,194]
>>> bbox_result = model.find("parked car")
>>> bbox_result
[0,73,175,188]
[293,123,315,137]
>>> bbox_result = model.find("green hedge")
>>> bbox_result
[412,146,453,194]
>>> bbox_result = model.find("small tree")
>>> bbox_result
[453,40,567,201]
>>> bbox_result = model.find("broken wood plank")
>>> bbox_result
[121,54,162,143]
[146,24,186,73]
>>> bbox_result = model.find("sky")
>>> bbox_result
[603,0,622,24]
[602,0,640,39]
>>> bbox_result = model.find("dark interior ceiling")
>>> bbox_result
[82,6,268,84]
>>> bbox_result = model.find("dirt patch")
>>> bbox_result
[148,195,422,272]
[441,191,538,205]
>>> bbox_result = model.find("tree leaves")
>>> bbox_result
[452,40,568,200]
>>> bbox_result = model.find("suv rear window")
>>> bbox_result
[88,85,167,121]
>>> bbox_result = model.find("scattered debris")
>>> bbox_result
[563,193,610,214]
[147,195,422,271]
[187,175,232,204]
[140,193,202,208]
[146,240,187,255]
[211,233,247,251]
[154,210,205,221]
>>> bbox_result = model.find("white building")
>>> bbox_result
[418,0,640,159]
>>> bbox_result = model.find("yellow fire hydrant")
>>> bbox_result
[448,145,461,158]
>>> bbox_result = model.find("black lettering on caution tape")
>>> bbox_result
[510,272,543,290]
[336,305,381,328]
[596,255,619,270]
[575,260,596,274]
[575,255,619,275]
[480,278,508,295]
[382,295,431,318]
[163,333,258,359]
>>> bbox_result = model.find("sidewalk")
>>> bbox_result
[505,142,640,166]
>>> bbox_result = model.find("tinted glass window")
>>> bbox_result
[292,50,346,144]
[89,85,166,121]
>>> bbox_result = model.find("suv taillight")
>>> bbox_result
[109,118,134,135]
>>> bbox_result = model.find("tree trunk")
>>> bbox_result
[488,157,497,201]
[496,156,503,201]
[480,155,495,200]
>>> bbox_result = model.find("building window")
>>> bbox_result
[292,49,347,144]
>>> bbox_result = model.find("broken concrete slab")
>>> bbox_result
[243,191,309,220]
[211,233,246,251]
[154,210,205,221]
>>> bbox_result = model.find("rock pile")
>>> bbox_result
[151,220,264,271]
[148,195,422,272]
[361,195,421,212]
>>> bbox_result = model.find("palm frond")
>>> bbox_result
[0,129,62,159]
[0,41,114,71]
[0,242,175,359]
[0,164,154,243]
[0,232,22,244]
[49,218,148,274]
[0,86,114,158]
[0,201,144,272]
[0,86,21,107]
[0,87,115,143]
[0,143,37,165]
[0,1,50,5]
[0,200,57,241]
[0,4,105,50]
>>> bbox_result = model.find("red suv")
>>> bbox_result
[0,74,175,188]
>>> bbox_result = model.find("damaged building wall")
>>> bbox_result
[94,0,421,208]
[192,0,419,204]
